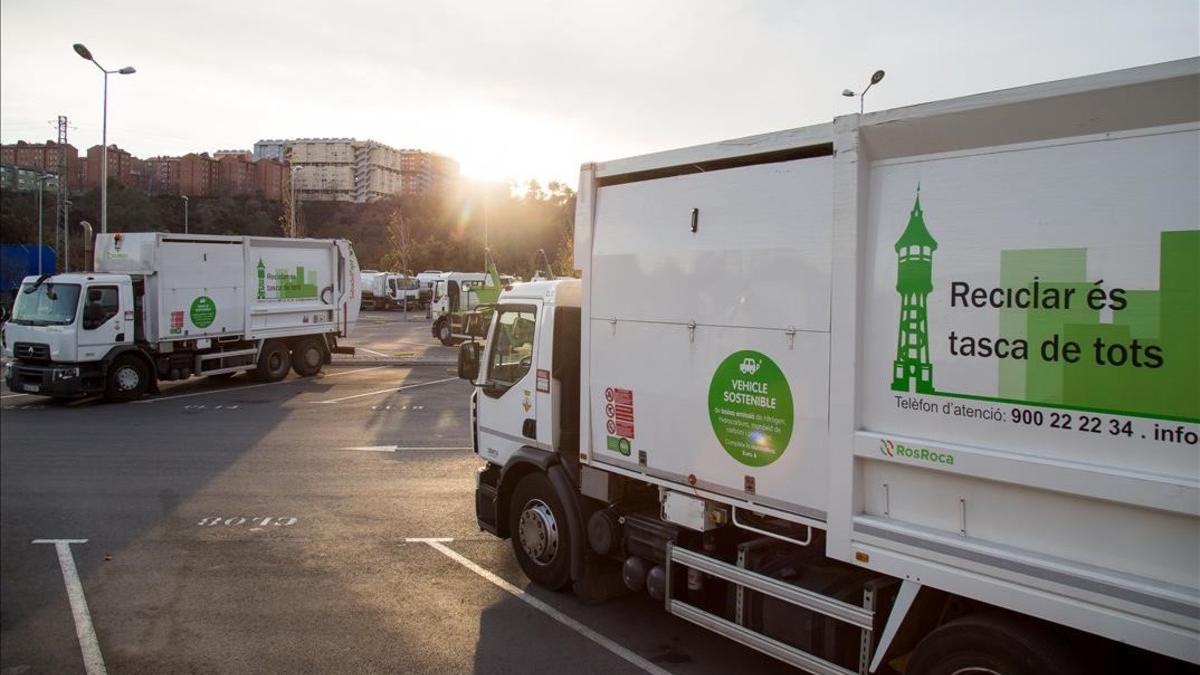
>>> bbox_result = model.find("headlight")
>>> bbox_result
[54,366,80,380]
[2,362,11,379]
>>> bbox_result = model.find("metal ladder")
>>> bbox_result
[664,542,881,675]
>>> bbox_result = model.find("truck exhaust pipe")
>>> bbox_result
[79,220,94,272]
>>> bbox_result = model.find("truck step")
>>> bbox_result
[666,543,875,675]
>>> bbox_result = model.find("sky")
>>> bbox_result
[1,1,1197,186]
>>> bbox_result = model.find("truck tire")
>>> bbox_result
[254,341,291,382]
[291,337,325,377]
[509,472,573,591]
[436,319,455,346]
[105,355,149,401]
[907,612,1086,675]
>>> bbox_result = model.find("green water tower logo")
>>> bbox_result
[891,186,938,394]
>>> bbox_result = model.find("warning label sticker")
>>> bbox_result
[604,386,635,443]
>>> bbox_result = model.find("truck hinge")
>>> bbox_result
[786,326,797,350]
[688,320,696,343]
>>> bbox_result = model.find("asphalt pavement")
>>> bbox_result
[0,312,793,675]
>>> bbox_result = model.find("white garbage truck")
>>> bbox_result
[458,59,1199,673]
[3,232,360,401]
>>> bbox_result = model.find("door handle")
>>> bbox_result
[522,418,536,439]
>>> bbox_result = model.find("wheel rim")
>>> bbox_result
[517,499,559,565]
[303,346,321,368]
[268,351,284,372]
[116,366,140,391]
[439,324,450,341]
[949,669,1003,675]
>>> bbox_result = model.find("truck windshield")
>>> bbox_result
[396,278,419,290]
[10,282,81,326]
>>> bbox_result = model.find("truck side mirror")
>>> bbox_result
[458,342,481,381]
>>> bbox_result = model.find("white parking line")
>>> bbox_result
[32,539,106,675]
[316,376,458,404]
[343,445,472,452]
[414,538,671,675]
[356,347,392,357]
[1,393,32,399]
[133,365,390,404]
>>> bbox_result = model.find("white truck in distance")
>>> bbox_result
[459,59,1199,674]
[359,271,424,311]
[3,232,360,401]
[430,270,502,345]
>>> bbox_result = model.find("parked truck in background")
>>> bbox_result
[359,271,424,311]
[430,262,504,346]
[1,244,55,322]
[360,270,390,310]
[387,273,425,310]
[3,232,360,401]
[459,59,1199,673]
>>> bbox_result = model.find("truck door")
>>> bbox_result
[476,301,542,465]
[76,282,133,361]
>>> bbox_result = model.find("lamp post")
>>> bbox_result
[182,195,189,234]
[73,43,135,234]
[36,173,54,274]
[64,199,73,272]
[842,69,886,115]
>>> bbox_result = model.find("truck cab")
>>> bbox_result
[461,279,580,468]
[430,271,502,345]
[3,273,135,397]
[458,279,583,589]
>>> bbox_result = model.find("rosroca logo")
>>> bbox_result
[880,439,954,466]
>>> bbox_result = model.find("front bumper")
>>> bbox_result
[4,361,96,397]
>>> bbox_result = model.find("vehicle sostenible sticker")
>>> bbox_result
[708,350,794,467]
[190,296,217,328]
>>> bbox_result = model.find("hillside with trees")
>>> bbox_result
[0,179,576,278]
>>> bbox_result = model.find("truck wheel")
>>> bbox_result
[291,337,325,377]
[436,320,454,346]
[254,341,291,382]
[105,355,149,401]
[509,472,572,591]
[907,612,1085,675]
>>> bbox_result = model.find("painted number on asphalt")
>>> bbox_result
[184,404,240,410]
[196,516,298,527]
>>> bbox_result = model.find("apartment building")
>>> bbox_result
[85,144,136,190]
[253,138,458,203]
[0,140,85,191]
[217,154,257,196]
[145,156,182,195]
[179,153,220,197]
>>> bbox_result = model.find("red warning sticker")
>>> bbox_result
[536,369,551,393]
[603,387,635,439]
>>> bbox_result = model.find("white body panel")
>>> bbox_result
[575,59,1200,663]
[95,233,360,344]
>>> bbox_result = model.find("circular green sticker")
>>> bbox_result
[190,296,217,328]
[708,350,793,467]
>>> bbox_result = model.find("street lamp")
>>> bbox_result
[73,43,135,234]
[36,173,55,274]
[842,69,886,115]
[64,199,73,272]
[182,195,189,234]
